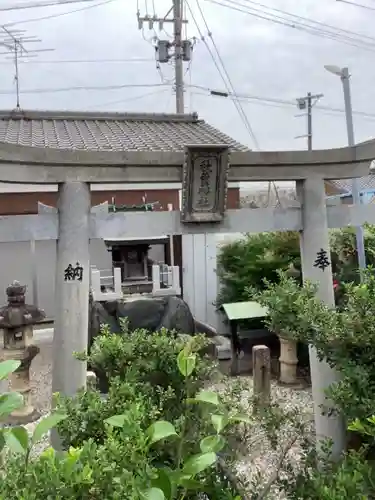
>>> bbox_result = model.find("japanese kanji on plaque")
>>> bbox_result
[181,144,229,223]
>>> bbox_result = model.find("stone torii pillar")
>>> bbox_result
[298,176,345,458]
[53,182,91,398]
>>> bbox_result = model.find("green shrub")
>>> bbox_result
[81,324,215,394]
[58,326,217,447]
[253,269,375,425]
[279,447,375,499]
[217,225,375,313]
[5,332,366,499]
[0,340,248,499]
[216,231,300,307]
[55,378,161,448]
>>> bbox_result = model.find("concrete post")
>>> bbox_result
[52,182,90,399]
[298,177,346,459]
[252,345,271,412]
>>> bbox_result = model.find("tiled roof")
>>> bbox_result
[329,174,375,195]
[327,139,375,195]
[0,110,249,152]
[240,187,299,208]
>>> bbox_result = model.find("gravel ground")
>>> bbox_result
[211,376,314,499]
[2,338,314,498]
[26,340,53,456]
[0,338,53,457]
[30,341,53,416]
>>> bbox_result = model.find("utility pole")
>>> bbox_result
[137,1,191,114]
[295,92,324,151]
[173,0,184,113]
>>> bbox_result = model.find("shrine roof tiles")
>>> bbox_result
[330,174,375,195]
[0,110,249,152]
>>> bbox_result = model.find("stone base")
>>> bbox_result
[211,335,232,375]
[7,408,40,426]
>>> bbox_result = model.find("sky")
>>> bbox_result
[1,0,375,153]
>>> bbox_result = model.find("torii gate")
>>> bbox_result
[1,140,375,458]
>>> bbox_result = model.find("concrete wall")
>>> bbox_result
[0,238,167,318]
[182,233,221,332]
[182,232,245,334]
[0,239,111,318]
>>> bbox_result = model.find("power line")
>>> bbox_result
[0,0,98,12]
[194,86,375,120]
[336,0,375,11]
[0,57,154,64]
[221,0,375,50]
[186,0,259,148]
[0,82,172,94]
[86,87,170,109]
[4,0,116,27]
[193,0,283,200]
[4,78,375,122]
[239,0,375,43]
[206,0,375,53]
[196,0,260,148]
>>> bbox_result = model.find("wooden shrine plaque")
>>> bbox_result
[181,144,229,223]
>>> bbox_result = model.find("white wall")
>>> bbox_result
[182,233,220,331]
[0,239,111,318]
[182,232,246,333]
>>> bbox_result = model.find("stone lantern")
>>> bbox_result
[0,281,45,423]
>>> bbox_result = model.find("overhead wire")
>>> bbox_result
[195,0,260,149]
[0,0,99,11]
[0,58,155,64]
[5,77,375,121]
[239,0,375,43]
[336,0,375,11]
[4,0,116,27]
[0,82,173,94]
[86,87,170,109]
[187,0,259,149]
[191,87,375,121]
[192,0,284,203]
[205,0,375,52]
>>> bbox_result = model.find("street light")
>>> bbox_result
[324,64,366,272]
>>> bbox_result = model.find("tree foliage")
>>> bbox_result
[217,225,375,308]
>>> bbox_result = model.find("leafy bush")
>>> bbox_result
[6,322,374,498]
[247,272,317,340]
[253,269,375,426]
[57,325,217,449]
[216,231,300,307]
[217,225,375,312]
[279,446,375,499]
[0,338,248,499]
[80,323,215,397]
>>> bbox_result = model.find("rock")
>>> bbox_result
[88,295,196,349]
[116,298,167,332]
[159,296,195,333]
[88,299,121,348]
